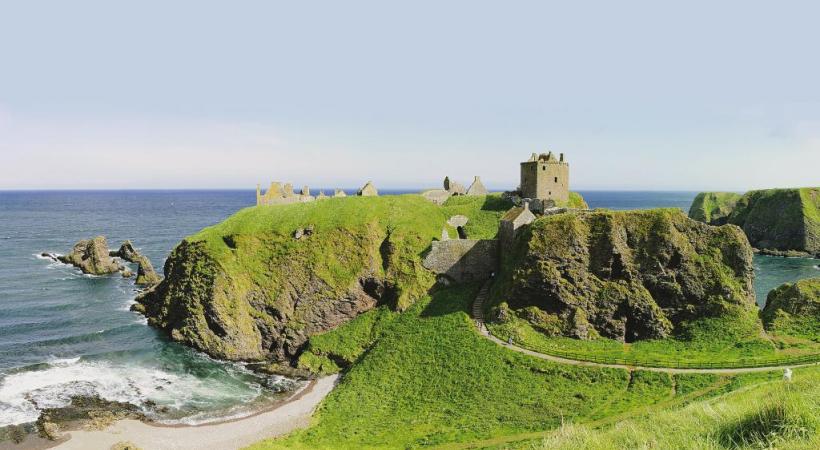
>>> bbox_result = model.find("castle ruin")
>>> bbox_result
[520,151,569,205]
[257,182,314,206]
[257,180,380,206]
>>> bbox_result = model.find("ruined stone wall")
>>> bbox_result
[422,239,499,283]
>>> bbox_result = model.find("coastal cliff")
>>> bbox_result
[132,194,521,363]
[490,209,757,342]
[689,187,820,256]
[133,196,448,362]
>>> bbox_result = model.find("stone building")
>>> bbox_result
[257,182,314,206]
[499,201,536,248]
[466,176,488,196]
[357,181,378,196]
[520,151,569,205]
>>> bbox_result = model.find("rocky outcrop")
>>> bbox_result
[110,240,141,263]
[58,236,122,275]
[134,255,161,285]
[689,188,820,256]
[688,192,742,225]
[491,209,757,342]
[761,277,820,336]
[133,217,435,363]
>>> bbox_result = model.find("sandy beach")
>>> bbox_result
[51,375,338,450]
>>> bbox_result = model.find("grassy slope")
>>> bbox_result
[688,192,742,224]
[523,366,820,450]
[489,315,820,369]
[251,285,748,450]
[763,277,820,340]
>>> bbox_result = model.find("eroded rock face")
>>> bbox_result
[58,236,121,275]
[134,224,430,363]
[111,240,141,263]
[492,209,756,342]
[689,188,820,256]
[135,255,161,286]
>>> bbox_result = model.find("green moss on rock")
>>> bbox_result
[134,195,508,363]
[762,277,820,339]
[688,192,742,225]
[491,209,758,343]
[690,187,820,255]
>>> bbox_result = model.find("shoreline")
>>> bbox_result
[43,375,338,450]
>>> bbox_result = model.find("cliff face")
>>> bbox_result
[492,209,757,342]
[762,277,820,337]
[689,188,820,255]
[132,195,511,363]
[688,192,742,225]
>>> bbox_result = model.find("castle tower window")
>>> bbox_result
[554,177,558,183]
[542,166,545,171]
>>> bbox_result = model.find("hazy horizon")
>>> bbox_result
[2,1,819,191]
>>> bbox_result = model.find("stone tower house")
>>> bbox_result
[520,151,569,204]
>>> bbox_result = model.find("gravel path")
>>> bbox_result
[472,281,816,374]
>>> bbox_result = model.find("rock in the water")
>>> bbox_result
[135,255,161,285]
[761,277,820,336]
[689,187,820,255]
[492,209,757,342]
[121,268,134,278]
[111,240,141,263]
[40,252,59,262]
[58,236,121,275]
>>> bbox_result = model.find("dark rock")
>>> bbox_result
[492,209,757,343]
[111,240,141,263]
[40,252,59,262]
[36,395,146,439]
[57,236,121,275]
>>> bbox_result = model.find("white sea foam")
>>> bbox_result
[0,359,266,426]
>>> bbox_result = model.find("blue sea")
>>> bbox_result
[0,190,817,427]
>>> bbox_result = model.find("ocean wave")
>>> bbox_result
[0,358,277,427]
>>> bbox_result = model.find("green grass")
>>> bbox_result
[518,366,820,450]
[488,312,820,369]
[250,284,752,450]
[688,192,742,224]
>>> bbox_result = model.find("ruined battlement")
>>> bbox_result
[257,180,379,206]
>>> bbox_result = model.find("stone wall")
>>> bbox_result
[422,239,499,283]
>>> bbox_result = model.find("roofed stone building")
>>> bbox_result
[499,201,536,248]
[357,181,378,196]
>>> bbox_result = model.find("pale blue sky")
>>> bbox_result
[1,1,818,190]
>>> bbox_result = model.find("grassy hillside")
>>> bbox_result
[135,194,514,362]
[251,284,741,449]
[763,277,820,340]
[523,366,820,449]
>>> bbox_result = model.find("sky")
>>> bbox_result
[1,1,818,191]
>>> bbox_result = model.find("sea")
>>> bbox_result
[0,189,817,427]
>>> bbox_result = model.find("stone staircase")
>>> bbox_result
[472,280,492,334]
